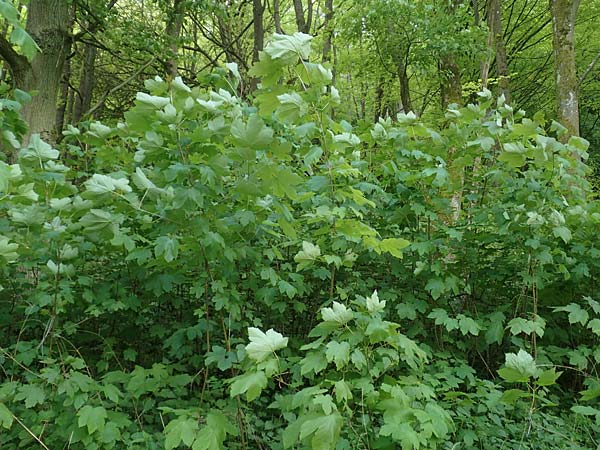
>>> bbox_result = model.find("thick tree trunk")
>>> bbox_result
[440,57,462,109]
[73,43,97,123]
[20,0,71,143]
[488,0,510,102]
[550,0,580,137]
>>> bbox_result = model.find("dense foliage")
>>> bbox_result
[2,31,600,449]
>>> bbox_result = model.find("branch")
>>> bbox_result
[579,50,600,86]
[82,57,156,119]
[0,34,29,79]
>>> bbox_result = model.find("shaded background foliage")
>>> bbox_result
[1,1,600,449]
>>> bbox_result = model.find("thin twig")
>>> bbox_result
[82,57,156,119]
[12,414,51,450]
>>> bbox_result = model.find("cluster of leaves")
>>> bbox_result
[1,33,600,449]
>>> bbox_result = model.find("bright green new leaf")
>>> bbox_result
[536,368,562,386]
[379,238,410,258]
[321,302,353,325]
[245,327,288,362]
[294,241,321,270]
[366,290,386,313]
[499,349,537,382]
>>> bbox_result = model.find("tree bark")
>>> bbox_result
[273,0,283,34]
[398,59,412,113]
[73,43,97,123]
[488,0,510,102]
[165,0,185,77]
[322,0,334,62]
[293,0,312,33]
[23,0,71,142]
[550,0,580,137]
[252,0,264,63]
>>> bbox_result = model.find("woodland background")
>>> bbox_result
[0,0,600,449]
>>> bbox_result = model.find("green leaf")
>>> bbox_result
[265,33,312,64]
[379,238,410,258]
[192,412,238,450]
[536,368,562,387]
[366,290,386,313]
[136,92,170,108]
[299,413,342,450]
[294,241,321,270]
[321,302,353,325]
[587,318,600,335]
[0,236,19,263]
[245,327,288,362]
[571,405,600,416]
[19,134,59,161]
[425,278,445,300]
[77,405,107,434]
[15,384,45,408]
[334,380,353,403]
[230,115,273,150]
[165,417,199,450]
[325,341,350,370]
[230,371,268,402]
[499,349,537,382]
[553,226,572,243]
[0,403,13,429]
[154,236,179,263]
[485,311,505,345]
[554,303,589,326]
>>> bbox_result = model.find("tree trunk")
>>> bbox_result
[252,0,264,63]
[165,0,185,77]
[322,0,333,62]
[440,57,462,109]
[273,0,283,34]
[293,0,312,33]
[73,43,97,123]
[550,0,580,137]
[398,60,412,113]
[488,0,510,102]
[17,0,71,143]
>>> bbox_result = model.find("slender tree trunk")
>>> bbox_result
[322,0,333,62]
[55,53,72,135]
[273,0,283,34]
[488,0,510,102]
[550,0,580,137]
[73,43,97,123]
[398,60,412,113]
[374,76,385,122]
[293,0,312,33]
[252,0,264,63]
[165,0,185,77]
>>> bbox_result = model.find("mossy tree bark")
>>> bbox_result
[550,0,581,137]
